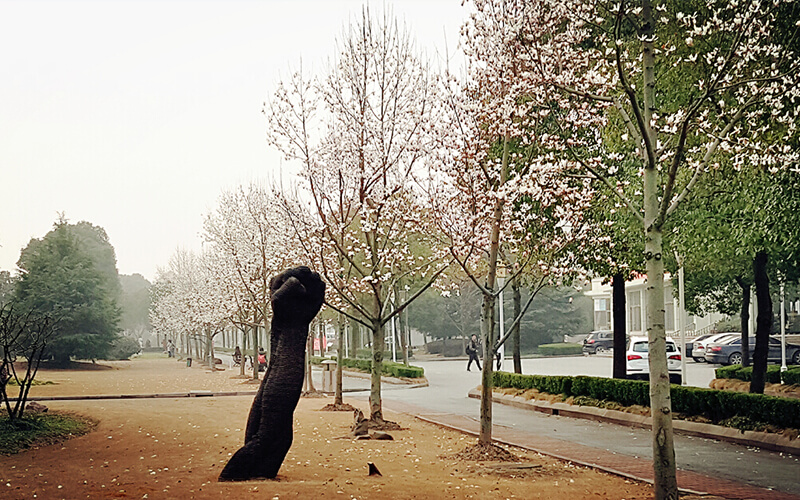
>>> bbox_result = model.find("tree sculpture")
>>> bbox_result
[218,266,325,481]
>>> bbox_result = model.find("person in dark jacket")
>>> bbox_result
[466,334,482,371]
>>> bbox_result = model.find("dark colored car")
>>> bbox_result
[582,331,614,354]
[704,336,800,365]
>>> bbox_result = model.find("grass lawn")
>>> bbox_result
[0,411,96,455]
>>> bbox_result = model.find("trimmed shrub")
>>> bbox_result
[493,371,800,430]
[782,367,800,385]
[312,356,425,378]
[537,343,583,356]
[714,364,784,384]
[714,365,741,380]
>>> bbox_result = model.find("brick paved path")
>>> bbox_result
[384,400,800,500]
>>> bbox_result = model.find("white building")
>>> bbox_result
[584,274,725,338]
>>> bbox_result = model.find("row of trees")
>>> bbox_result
[151,2,799,498]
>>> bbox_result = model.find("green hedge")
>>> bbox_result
[310,356,424,378]
[783,368,800,385]
[537,343,583,356]
[715,364,800,385]
[493,371,800,430]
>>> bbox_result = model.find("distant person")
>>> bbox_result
[233,346,242,366]
[466,334,482,371]
[258,348,267,372]
[167,339,176,358]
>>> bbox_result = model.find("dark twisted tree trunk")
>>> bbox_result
[750,252,772,395]
[219,267,325,481]
[612,272,627,379]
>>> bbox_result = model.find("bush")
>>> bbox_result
[493,371,800,430]
[714,365,741,380]
[313,356,425,378]
[715,364,785,384]
[782,367,800,385]
[103,336,141,360]
[537,343,583,356]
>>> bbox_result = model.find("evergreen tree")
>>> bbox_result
[15,219,120,364]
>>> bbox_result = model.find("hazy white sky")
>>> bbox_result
[0,0,465,281]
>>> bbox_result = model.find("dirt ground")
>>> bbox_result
[0,356,655,499]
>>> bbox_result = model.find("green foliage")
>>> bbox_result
[0,412,96,455]
[119,274,152,333]
[671,167,800,317]
[407,284,481,341]
[311,356,425,378]
[104,335,141,360]
[493,372,800,430]
[355,348,374,359]
[536,343,582,356]
[716,364,800,385]
[14,220,121,363]
[782,368,800,385]
[512,287,593,353]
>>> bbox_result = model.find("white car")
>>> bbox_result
[691,332,738,362]
[626,336,682,384]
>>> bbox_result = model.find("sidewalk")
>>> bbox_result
[383,398,800,500]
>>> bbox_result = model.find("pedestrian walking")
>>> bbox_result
[466,334,482,371]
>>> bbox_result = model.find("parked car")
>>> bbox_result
[704,336,800,365]
[626,336,682,384]
[690,332,739,362]
[582,331,614,354]
[685,334,713,361]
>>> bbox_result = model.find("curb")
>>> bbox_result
[469,389,800,456]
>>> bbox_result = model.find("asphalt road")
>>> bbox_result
[375,356,800,496]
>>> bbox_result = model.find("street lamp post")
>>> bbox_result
[781,283,787,376]
[676,255,687,386]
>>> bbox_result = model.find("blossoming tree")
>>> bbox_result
[266,8,451,426]
[478,0,800,496]
[435,0,597,452]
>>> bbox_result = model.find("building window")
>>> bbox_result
[594,298,611,330]
[628,291,642,332]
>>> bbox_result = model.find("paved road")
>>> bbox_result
[375,357,800,496]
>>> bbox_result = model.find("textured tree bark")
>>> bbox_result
[218,266,325,481]
[612,273,627,379]
[641,1,677,496]
[750,252,772,395]
[335,313,345,406]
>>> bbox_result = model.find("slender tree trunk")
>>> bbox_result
[511,276,522,374]
[369,317,385,422]
[478,132,508,445]
[612,272,627,379]
[641,1,677,497]
[335,313,345,405]
[399,288,409,366]
[735,277,751,368]
[751,252,772,394]
[251,323,259,382]
[305,326,316,392]
[206,329,214,369]
[479,291,496,444]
